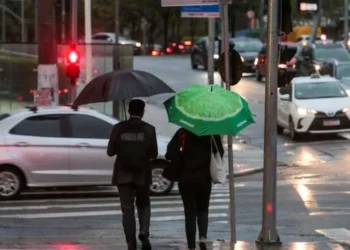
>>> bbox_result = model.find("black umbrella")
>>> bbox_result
[73,70,175,106]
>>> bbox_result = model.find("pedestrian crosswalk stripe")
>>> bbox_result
[316,228,350,245]
[0,198,230,211]
[0,205,229,219]
[151,213,228,221]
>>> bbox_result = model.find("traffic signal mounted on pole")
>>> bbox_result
[66,44,80,81]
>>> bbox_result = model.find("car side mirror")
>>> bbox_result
[280,94,290,101]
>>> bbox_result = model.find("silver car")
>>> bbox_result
[0,106,173,199]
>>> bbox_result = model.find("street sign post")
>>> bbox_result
[162,0,231,6]
[181,4,220,18]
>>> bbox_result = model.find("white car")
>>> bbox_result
[0,106,172,199]
[277,74,350,140]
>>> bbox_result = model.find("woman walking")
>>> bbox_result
[166,128,224,250]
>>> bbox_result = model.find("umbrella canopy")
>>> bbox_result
[164,84,254,136]
[73,70,175,106]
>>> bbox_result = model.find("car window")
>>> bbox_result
[314,47,350,61]
[69,114,113,139]
[294,81,348,99]
[336,64,350,79]
[233,40,263,52]
[92,35,109,40]
[10,115,63,137]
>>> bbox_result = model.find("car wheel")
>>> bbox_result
[289,119,300,141]
[256,68,262,82]
[277,124,284,135]
[150,163,174,196]
[0,166,24,200]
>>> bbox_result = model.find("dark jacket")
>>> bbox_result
[107,117,158,186]
[166,129,224,181]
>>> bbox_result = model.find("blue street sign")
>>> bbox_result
[181,4,220,18]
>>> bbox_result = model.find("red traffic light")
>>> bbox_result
[68,51,79,64]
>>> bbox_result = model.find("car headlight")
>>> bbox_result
[254,58,258,65]
[342,107,350,113]
[240,56,244,62]
[136,42,141,47]
[214,54,219,59]
[297,107,317,116]
[314,64,321,71]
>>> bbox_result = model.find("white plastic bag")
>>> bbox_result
[210,136,227,184]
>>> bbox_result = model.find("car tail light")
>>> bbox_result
[58,89,62,95]
[29,89,34,94]
[172,42,177,47]
[17,96,23,101]
[152,50,160,56]
[63,88,69,93]
[178,44,184,50]
[166,47,172,53]
[259,56,265,64]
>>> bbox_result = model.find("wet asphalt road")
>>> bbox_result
[1,56,350,248]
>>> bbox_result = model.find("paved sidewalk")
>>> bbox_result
[0,240,345,250]
[143,103,268,176]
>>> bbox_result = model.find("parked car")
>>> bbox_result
[91,32,143,55]
[231,37,263,73]
[0,106,172,199]
[277,74,350,140]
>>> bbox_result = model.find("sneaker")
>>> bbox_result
[139,233,152,250]
[199,238,207,250]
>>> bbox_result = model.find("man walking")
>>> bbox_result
[107,99,158,250]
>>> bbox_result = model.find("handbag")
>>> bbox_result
[162,150,183,181]
[210,136,226,184]
[162,129,186,181]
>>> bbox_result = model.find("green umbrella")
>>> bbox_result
[164,84,254,136]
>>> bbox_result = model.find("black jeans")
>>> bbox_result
[117,183,151,250]
[179,176,212,249]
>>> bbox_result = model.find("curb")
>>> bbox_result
[233,167,263,177]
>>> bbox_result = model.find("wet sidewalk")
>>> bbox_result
[0,240,345,250]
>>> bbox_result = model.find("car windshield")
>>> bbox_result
[232,40,263,52]
[314,47,350,61]
[295,81,348,99]
[336,64,350,79]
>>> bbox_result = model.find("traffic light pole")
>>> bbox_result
[70,0,78,103]
[221,0,236,243]
[256,0,281,244]
[37,0,58,106]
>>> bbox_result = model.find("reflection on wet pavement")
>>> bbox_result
[0,240,346,250]
[294,184,319,211]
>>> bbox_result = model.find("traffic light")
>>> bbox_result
[66,44,80,80]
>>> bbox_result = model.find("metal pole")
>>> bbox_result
[21,0,25,42]
[113,0,122,119]
[345,0,349,47]
[1,0,5,42]
[220,6,224,88]
[208,18,215,85]
[256,0,280,244]
[62,0,66,42]
[259,0,265,42]
[34,0,38,43]
[71,0,77,42]
[70,0,77,102]
[310,0,322,44]
[221,0,236,242]
[85,0,92,84]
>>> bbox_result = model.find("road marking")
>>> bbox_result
[316,228,350,245]
[310,211,350,216]
[0,205,229,219]
[294,184,319,211]
[327,243,346,250]
[152,213,228,221]
[0,198,230,211]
